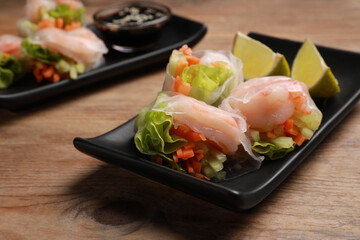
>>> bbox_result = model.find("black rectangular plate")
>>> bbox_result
[0,15,207,109]
[73,32,360,211]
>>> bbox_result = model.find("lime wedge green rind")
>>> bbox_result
[268,54,290,77]
[308,68,340,98]
[232,32,291,80]
[292,37,340,98]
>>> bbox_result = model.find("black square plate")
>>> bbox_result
[0,15,207,109]
[73,32,360,211]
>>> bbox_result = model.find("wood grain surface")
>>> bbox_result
[0,0,359,239]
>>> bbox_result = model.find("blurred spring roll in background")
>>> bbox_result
[21,27,108,83]
[134,92,263,181]
[19,0,85,37]
[163,45,243,106]
[0,35,26,88]
[220,76,323,160]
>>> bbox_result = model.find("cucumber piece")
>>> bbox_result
[269,137,295,148]
[168,50,187,77]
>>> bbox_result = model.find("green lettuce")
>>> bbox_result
[0,53,23,89]
[0,54,22,76]
[0,68,14,89]
[134,108,188,171]
[252,137,295,160]
[21,39,62,64]
[180,64,231,103]
[48,4,85,25]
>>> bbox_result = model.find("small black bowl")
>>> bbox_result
[94,1,171,52]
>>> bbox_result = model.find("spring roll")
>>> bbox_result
[21,27,108,83]
[220,76,323,160]
[134,92,263,181]
[0,35,25,88]
[162,45,243,106]
[19,0,85,37]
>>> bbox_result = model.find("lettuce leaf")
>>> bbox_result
[0,53,23,88]
[0,54,23,76]
[182,64,231,88]
[252,137,295,160]
[48,4,84,25]
[134,109,188,171]
[181,64,231,102]
[21,39,62,64]
[0,67,14,89]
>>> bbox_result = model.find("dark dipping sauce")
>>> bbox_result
[94,2,171,51]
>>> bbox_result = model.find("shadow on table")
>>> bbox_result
[65,164,270,240]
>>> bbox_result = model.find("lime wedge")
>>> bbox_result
[232,32,290,79]
[292,38,340,98]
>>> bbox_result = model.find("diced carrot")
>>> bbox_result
[173,76,191,95]
[185,55,200,65]
[287,124,299,136]
[284,118,294,132]
[185,160,194,173]
[38,18,55,29]
[170,125,205,143]
[181,148,194,160]
[33,67,43,82]
[42,65,54,79]
[175,61,188,77]
[190,158,202,173]
[56,17,64,29]
[176,148,183,159]
[173,153,178,163]
[293,133,306,146]
[266,131,277,139]
[172,75,182,91]
[284,118,300,136]
[179,44,192,56]
[33,64,46,82]
[51,73,61,82]
[178,82,191,96]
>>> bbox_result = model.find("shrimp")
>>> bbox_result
[220,76,315,132]
[154,93,248,155]
[0,34,23,58]
[25,0,56,23]
[35,27,108,67]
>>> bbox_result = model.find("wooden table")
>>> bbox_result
[1,0,359,239]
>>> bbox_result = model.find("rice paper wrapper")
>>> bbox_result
[150,92,263,160]
[219,76,323,133]
[163,50,244,106]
